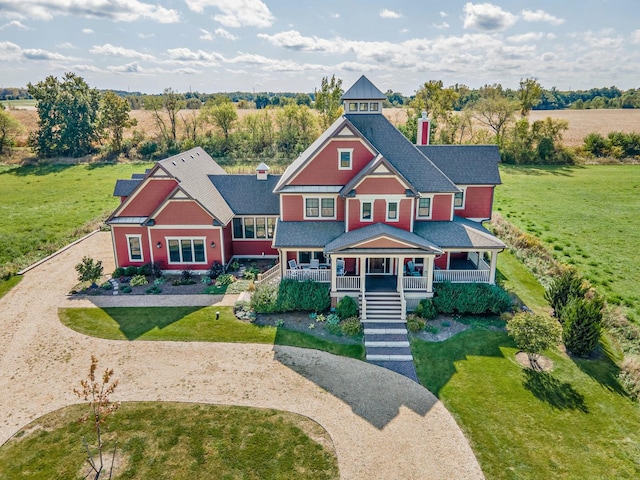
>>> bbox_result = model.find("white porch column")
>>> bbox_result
[280,249,287,278]
[359,256,367,320]
[426,255,434,293]
[330,254,337,293]
[489,250,498,284]
[396,256,404,292]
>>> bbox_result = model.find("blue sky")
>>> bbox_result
[1,0,638,95]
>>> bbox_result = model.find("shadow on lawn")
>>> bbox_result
[500,164,584,177]
[272,344,436,430]
[523,369,589,413]
[103,306,203,340]
[570,341,627,397]
[0,161,118,177]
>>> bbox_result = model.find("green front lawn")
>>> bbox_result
[496,249,548,313]
[0,402,339,479]
[0,275,22,300]
[59,306,364,360]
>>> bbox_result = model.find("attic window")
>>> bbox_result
[370,102,379,112]
[348,102,357,112]
[359,102,368,111]
[338,148,353,170]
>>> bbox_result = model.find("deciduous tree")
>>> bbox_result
[144,88,185,144]
[314,75,343,129]
[507,312,562,369]
[0,105,24,155]
[518,78,543,117]
[99,91,136,153]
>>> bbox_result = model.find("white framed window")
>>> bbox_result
[359,102,369,111]
[298,251,327,265]
[454,188,466,209]
[167,238,206,264]
[348,102,357,112]
[126,235,143,262]
[361,201,373,222]
[338,148,353,170]
[417,197,432,218]
[386,201,398,222]
[369,102,379,112]
[232,217,277,240]
[304,197,335,219]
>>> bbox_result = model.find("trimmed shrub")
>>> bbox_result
[545,268,588,319]
[414,298,437,320]
[336,295,359,319]
[561,294,604,357]
[340,316,362,336]
[276,279,330,313]
[433,282,512,315]
[146,285,162,294]
[124,266,138,277]
[120,285,132,294]
[208,261,224,280]
[407,314,426,333]
[326,314,341,335]
[137,263,153,276]
[251,282,279,313]
[112,267,125,278]
[100,281,113,290]
[130,274,148,287]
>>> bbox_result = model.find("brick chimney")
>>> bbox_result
[416,111,431,146]
[256,162,269,180]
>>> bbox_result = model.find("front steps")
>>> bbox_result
[361,291,403,323]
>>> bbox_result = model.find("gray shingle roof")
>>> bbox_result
[341,75,386,100]
[273,221,345,248]
[113,179,142,197]
[324,223,441,253]
[157,147,234,225]
[417,145,502,185]
[413,217,506,249]
[209,174,281,215]
[345,114,459,193]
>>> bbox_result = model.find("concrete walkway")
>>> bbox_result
[0,232,484,479]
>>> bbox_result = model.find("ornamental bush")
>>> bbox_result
[75,256,103,284]
[545,267,588,319]
[406,314,426,333]
[335,295,359,319]
[276,279,330,313]
[506,312,562,366]
[414,298,437,320]
[340,317,362,336]
[129,274,148,287]
[433,282,512,315]
[250,282,279,313]
[561,294,604,357]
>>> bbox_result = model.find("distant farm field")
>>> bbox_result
[494,164,640,316]
[0,162,151,276]
[6,107,640,150]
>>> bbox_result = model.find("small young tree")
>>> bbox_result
[561,294,604,357]
[74,356,120,480]
[507,312,562,369]
[75,256,104,285]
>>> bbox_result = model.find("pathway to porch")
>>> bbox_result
[363,276,419,382]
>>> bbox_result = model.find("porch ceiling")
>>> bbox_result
[324,222,441,254]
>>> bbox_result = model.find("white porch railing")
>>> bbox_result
[434,269,490,283]
[284,268,330,283]
[336,275,360,290]
[402,276,428,290]
[256,263,281,284]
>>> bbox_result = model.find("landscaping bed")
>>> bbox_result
[253,312,362,345]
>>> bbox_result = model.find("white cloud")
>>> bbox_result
[507,32,544,43]
[463,2,517,31]
[0,20,28,30]
[570,29,624,50]
[215,27,237,40]
[330,13,339,19]
[199,28,213,41]
[380,9,401,19]
[0,41,22,61]
[56,41,76,49]
[82,28,93,34]
[0,0,179,23]
[185,0,274,27]
[433,22,449,30]
[632,30,640,44]
[440,11,448,17]
[165,47,223,64]
[22,48,69,60]
[138,33,155,39]
[107,62,143,73]
[90,43,155,61]
[71,64,101,72]
[521,9,565,26]
[257,30,335,52]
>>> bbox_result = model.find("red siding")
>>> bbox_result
[347,198,411,231]
[154,200,213,225]
[431,195,453,221]
[281,195,344,221]
[120,178,177,217]
[149,227,222,272]
[357,177,406,195]
[112,226,150,268]
[231,240,278,257]
[290,140,375,185]
[223,224,233,264]
[435,253,449,270]
[456,186,494,220]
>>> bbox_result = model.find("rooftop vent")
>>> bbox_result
[256,162,270,181]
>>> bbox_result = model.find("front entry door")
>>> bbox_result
[368,258,390,274]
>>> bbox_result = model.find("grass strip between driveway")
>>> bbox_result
[59,306,364,360]
[0,402,339,479]
[0,275,22,301]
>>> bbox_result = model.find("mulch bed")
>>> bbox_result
[253,312,361,345]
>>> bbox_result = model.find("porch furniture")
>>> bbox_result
[336,259,346,276]
[309,259,320,269]
[406,260,421,276]
[288,259,301,270]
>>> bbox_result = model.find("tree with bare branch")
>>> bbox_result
[74,356,120,480]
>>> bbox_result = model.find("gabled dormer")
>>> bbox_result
[341,75,386,114]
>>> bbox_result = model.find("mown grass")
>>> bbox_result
[0,275,22,301]
[0,402,339,479]
[59,306,365,360]
[494,164,640,317]
[496,249,548,314]
[0,162,152,277]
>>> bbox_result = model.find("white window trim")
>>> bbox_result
[126,234,144,262]
[232,216,277,240]
[386,200,399,222]
[416,196,433,219]
[166,237,207,264]
[337,148,354,170]
[361,200,374,222]
[303,196,337,220]
[454,187,467,210]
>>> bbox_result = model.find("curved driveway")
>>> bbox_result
[0,232,483,479]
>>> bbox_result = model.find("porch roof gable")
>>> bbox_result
[324,223,441,254]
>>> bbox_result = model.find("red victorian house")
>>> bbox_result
[108,75,505,318]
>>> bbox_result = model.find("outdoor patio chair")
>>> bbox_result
[336,259,346,276]
[288,259,301,270]
[406,260,421,276]
[309,259,320,269]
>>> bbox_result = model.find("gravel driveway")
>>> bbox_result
[0,232,484,479]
